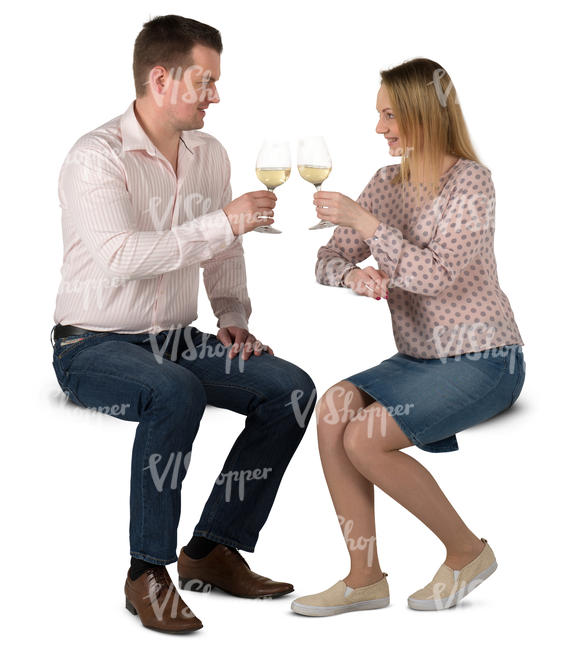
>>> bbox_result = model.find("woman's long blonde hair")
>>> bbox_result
[380,58,484,203]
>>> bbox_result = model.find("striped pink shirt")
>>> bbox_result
[54,100,251,334]
[316,158,525,358]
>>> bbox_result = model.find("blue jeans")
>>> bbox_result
[51,325,316,565]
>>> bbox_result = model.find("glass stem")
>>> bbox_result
[315,183,327,222]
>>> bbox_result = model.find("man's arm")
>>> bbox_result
[59,141,237,282]
[201,172,252,330]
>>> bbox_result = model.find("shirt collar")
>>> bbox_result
[120,100,204,156]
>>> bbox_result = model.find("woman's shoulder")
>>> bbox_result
[449,158,494,195]
[452,157,492,179]
[367,158,493,192]
[377,163,401,179]
[364,164,401,188]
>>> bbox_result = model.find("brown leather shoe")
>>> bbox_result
[177,544,294,598]
[124,565,203,633]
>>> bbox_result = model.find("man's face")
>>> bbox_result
[152,44,221,131]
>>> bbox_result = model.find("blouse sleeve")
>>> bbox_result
[315,168,383,286]
[363,166,495,296]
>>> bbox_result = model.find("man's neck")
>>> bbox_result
[133,98,180,165]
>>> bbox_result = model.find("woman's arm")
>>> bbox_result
[364,167,495,296]
[315,169,383,286]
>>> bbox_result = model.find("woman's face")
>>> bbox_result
[376,84,403,156]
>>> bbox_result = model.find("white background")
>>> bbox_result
[2,0,571,647]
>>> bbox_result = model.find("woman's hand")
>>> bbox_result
[313,191,380,239]
[344,266,389,300]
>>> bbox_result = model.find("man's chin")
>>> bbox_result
[180,119,204,132]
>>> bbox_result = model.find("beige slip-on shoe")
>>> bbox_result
[408,537,497,611]
[290,574,389,617]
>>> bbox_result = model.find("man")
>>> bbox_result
[51,14,316,634]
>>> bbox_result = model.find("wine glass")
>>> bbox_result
[297,136,334,230]
[255,139,291,234]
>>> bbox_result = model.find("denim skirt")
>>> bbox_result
[342,344,525,453]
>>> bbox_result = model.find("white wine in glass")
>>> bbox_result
[297,136,334,230]
[255,140,291,234]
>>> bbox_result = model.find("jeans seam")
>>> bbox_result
[130,550,178,565]
[195,381,268,401]
[192,530,255,553]
[65,370,157,394]
[202,441,244,531]
[509,359,525,408]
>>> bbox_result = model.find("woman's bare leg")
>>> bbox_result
[342,401,485,570]
[316,381,386,588]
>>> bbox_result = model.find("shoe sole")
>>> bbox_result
[290,596,390,617]
[407,560,498,611]
[178,577,293,599]
[125,597,203,633]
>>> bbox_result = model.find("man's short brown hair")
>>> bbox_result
[133,15,223,97]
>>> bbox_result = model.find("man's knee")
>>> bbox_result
[152,370,207,419]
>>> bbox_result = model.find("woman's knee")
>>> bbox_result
[342,417,373,464]
[343,404,413,460]
[316,381,371,424]
[316,382,365,449]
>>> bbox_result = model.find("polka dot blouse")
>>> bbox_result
[315,157,524,358]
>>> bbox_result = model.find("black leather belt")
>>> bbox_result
[53,324,104,340]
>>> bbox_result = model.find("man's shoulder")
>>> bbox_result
[65,113,124,160]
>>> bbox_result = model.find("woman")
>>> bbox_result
[290,58,525,616]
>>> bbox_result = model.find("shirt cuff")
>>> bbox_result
[339,263,357,287]
[363,220,402,277]
[217,311,249,330]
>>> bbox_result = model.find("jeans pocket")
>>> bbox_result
[54,332,108,363]
[54,335,89,354]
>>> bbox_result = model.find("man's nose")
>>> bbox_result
[208,85,220,103]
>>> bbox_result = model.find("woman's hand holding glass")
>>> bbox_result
[312,191,380,239]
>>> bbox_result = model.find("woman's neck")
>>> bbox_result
[408,154,459,184]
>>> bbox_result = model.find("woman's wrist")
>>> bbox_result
[340,266,356,287]
[356,213,381,240]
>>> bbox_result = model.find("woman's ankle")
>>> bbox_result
[344,567,386,588]
[444,537,486,569]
